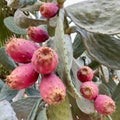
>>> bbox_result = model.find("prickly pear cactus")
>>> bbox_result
[1,0,120,120]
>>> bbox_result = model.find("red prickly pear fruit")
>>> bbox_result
[32,46,58,74]
[6,63,39,90]
[77,66,94,82]
[94,95,116,115]
[39,3,59,19]
[80,81,99,100]
[27,26,49,43]
[5,37,39,63]
[40,73,66,105]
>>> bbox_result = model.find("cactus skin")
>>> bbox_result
[27,26,49,43]
[77,66,94,82]
[39,3,59,19]
[6,63,39,90]
[32,47,58,74]
[94,95,116,115]
[40,73,66,105]
[80,81,99,100]
[5,37,39,63]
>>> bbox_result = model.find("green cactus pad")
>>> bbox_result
[47,96,72,120]
[4,17,26,35]
[0,47,16,70]
[78,29,120,69]
[11,97,40,120]
[65,0,120,35]
[72,59,95,114]
[54,9,81,99]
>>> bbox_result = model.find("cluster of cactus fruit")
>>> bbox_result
[5,2,66,106]
[77,66,116,115]
[3,1,117,119]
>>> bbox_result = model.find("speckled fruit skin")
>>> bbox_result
[94,95,116,115]
[77,66,94,82]
[40,73,66,105]
[6,63,39,90]
[32,46,58,74]
[5,37,39,63]
[80,81,99,100]
[39,3,59,18]
[27,26,49,43]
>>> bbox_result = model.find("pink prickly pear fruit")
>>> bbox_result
[39,3,59,18]
[27,26,49,43]
[94,95,116,115]
[77,66,94,82]
[80,81,99,100]
[5,37,39,63]
[40,73,66,105]
[31,46,58,74]
[6,63,39,90]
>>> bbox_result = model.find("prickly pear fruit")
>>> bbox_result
[94,95,116,115]
[40,73,66,105]
[6,63,39,90]
[27,26,49,43]
[39,3,59,19]
[5,37,39,63]
[77,66,94,82]
[80,81,99,100]
[32,46,58,74]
